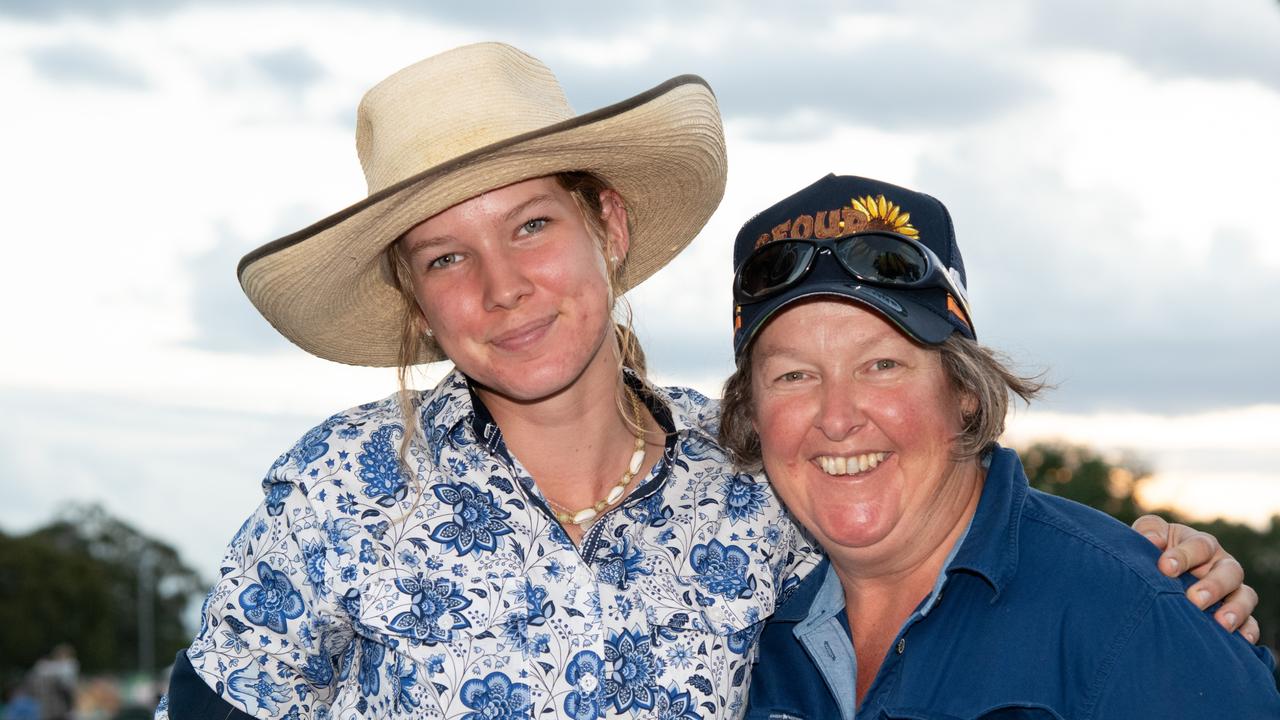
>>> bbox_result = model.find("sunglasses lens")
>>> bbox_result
[835,234,928,285]
[738,242,814,300]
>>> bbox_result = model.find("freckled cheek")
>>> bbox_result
[418,287,485,340]
[752,399,792,449]
[866,389,942,447]
[758,454,806,516]
[537,257,610,309]
[866,390,909,424]
[531,238,608,282]
[753,398,815,496]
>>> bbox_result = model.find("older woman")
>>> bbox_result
[725,174,1279,718]
[161,45,1256,720]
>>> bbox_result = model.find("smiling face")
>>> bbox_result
[749,299,979,558]
[398,176,627,403]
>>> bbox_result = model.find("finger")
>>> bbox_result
[1132,514,1170,549]
[1186,557,1246,609]
[1160,529,1221,578]
[1182,556,1244,604]
[1207,581,1258,629]
[1239,615,1260,645]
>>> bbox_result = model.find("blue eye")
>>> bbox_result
[428,253,461,270]
[520,218,548,234]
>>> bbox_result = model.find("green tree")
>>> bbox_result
[1021,441,1280,657]
[1022,443,1148,525]
[0,504,205,684]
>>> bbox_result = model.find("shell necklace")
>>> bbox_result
[543,390,646,527]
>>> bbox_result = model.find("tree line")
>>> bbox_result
[0,504,203,689]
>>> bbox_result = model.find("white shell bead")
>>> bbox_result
[629,448,646,475]
[572,507,598,525]
[606,485,625,505]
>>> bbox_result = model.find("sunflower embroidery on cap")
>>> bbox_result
[850,194,918,237]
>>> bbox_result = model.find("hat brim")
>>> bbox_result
[239,75,726,367]
[735,282,958,357]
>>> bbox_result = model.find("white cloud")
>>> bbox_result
[2,0,1278,566]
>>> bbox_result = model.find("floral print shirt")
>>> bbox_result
[161,371,819,719]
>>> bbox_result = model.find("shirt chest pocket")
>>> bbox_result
[366,574,562,708]
[636,571,772,695]
[370,573,545,659]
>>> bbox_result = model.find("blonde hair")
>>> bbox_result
[385,172,650,460]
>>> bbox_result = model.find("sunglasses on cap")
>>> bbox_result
[733,232,975,334]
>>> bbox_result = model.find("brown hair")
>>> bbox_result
[718,332,1046,470]
[384,172,649,458]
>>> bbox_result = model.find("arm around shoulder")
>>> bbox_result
[1089,590,1279,718]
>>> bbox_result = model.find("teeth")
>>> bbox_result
[818,452,887,476]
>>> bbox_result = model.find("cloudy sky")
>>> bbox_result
[2,0,1278,578]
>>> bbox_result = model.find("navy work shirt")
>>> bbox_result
[747,446,1279,719]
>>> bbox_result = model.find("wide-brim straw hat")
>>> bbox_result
[238,42,727,367]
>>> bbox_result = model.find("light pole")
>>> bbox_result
[137,544,155,678]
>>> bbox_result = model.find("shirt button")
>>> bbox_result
[896,638,906,655]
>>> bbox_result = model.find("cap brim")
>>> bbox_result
[238,75,726,367]
[734,282,957,357]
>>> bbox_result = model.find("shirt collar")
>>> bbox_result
[433,368,718,457]
[413,369,479,443]
[773,556,834,623]
[946,444,1028,598]
[793,561,847,633]
[640,380,721,445]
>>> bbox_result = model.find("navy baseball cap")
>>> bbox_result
[732,174,974,357]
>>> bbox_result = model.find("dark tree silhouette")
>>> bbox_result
[0,504,205,685]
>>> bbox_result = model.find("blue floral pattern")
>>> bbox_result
[357,424,406,506]
[165,370,819,719]
[386,574,472,643]
[604,628,661,712]
[690,539,756,600]
[459,671,533,720]
[238,562,305,633]
[720,473,769,523]
[652,684,703,720]
[429,482,513,555]
[563,650,606,719]
[226,666,291,715]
